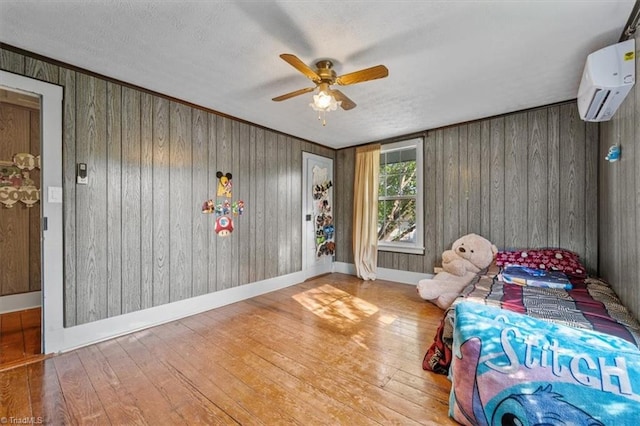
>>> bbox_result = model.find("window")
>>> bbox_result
[378,138,424,254]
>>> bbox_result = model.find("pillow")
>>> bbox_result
[495,249,586,278]
[449,302,640,426]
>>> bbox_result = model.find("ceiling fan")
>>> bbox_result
[272,53,389,120]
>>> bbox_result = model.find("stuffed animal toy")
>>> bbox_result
[417,233,498,309]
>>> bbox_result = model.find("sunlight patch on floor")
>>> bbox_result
[378,313,398,325]
[292,284,381,332]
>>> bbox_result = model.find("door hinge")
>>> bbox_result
[43,216,48,231]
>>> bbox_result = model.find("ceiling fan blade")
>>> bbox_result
[272,86,315,102]
[331,89,357,110]
[336,64,389,86]
[280,54,322,83]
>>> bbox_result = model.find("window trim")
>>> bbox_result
[377,137,424,255]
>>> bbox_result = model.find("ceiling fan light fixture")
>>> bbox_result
[309,86,341,126]
[312,90,334,109]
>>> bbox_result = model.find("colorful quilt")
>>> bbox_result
[423,272,640,375]
[450,302,640,425]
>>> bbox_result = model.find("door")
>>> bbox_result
[1,71,63,354]
[302,152,334,279]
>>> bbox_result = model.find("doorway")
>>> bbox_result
[0,88,43,369]
[1,70,63,358]
[302,152,334,279]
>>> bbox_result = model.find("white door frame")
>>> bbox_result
[302,152,334,279]
[1,71,63,354]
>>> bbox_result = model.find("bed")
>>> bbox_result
[422,249,640,425]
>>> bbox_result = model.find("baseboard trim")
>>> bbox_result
[46,271,305,354]
[333,262,432,284]
[0,291,42,314]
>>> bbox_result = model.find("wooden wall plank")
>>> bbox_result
[60,68,77,326]
[467,123,481,235]
[286,137,294,273]
[106,82,122,318]
[0,48,25,73]
[230,121,240,288]
[277,135,289,275]
[25,58,58,84]
[489,117,505,249]
[191,109,209,296]
[121,87,142,314]
[479,121,491,238]
[152,97,171,306]
[238,123,250,284]
[248,127,257,282]
[584,122,598,274]
[207,114,218,292]
[169,102,193,301]
[504,113,528,248]
[290,138,302,272]
[443,127,459,249]
[140,93,154,309]
[339,147,356,265]
[527,109,548,249]
[423,132,437,272]
[458,125,468,236]
[547,106,561,248]
[264,131,279,279]
[618,82,636,305]
[434,130,444,264]
[254,128,266,281]
[215,117,232,290]
[559,104,585,256]
[75,73,108,324]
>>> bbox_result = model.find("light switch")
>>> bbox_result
[48,186,63,203]
[77,163,88,184]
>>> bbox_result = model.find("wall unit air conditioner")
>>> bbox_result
[577,38,636,122]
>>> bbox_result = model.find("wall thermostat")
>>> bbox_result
[77,163,88,185]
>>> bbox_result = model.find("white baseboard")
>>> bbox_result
[333,262,433,284]
[333,262,357,275]
[0,291,42,314]
[46,271,305,354]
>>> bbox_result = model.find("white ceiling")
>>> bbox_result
[0,1,636,149]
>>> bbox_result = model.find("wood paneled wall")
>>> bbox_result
[599,32,640,320]
[336,102,599,274]
[1,47,334,326]
[0,101,41,296]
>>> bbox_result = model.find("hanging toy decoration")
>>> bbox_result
[0,152,41,208]
[216,171,233,197]
[201,199,215,214]
[215,215,234,237]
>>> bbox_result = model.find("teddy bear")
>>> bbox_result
[417,233,498,309]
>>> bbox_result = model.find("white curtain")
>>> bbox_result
[352,144,380,280]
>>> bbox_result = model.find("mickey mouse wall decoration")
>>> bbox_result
[216,172,233,197]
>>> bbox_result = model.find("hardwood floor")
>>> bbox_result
[0,307,45,372]
[0,274,456,425]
